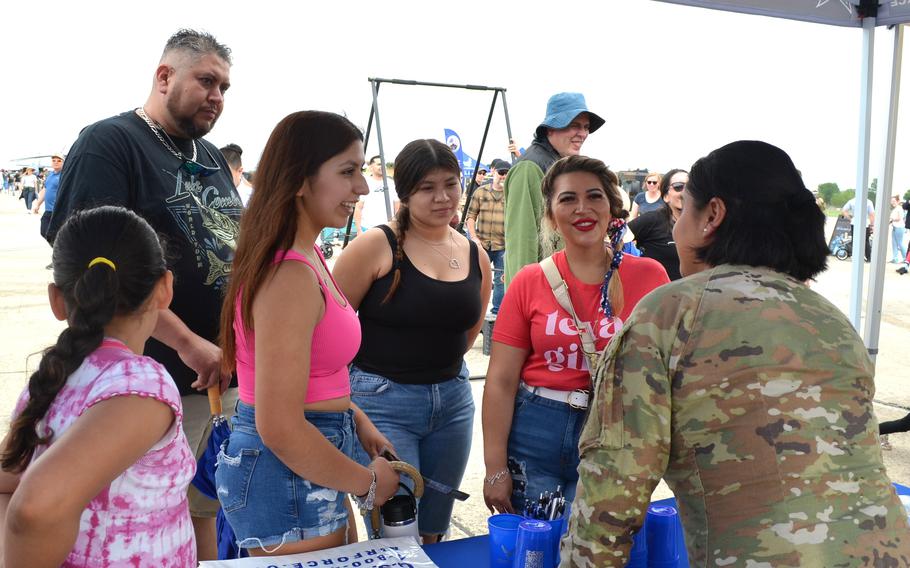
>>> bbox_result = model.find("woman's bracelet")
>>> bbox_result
[485,469,509,486]
[353,466,377,514]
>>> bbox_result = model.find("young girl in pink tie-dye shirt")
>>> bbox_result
[0,206,196,567]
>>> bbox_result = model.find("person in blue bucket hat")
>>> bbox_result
[503,92,604,285]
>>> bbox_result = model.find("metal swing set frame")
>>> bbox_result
[342,77,515,246]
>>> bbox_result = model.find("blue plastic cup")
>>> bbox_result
[513,520,553,568]
[625,526,648,567]
[488,513,524,567]
[646,504,680,567]
[540,504,571,564]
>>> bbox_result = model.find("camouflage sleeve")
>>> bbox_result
[562,289,688,567]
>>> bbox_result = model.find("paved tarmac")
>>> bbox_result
[2,191,910,539]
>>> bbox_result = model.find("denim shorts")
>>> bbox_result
[507,387,587,512]
[215,401,355,552]
[350,363,474,535]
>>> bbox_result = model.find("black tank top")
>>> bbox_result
[354,225,483,384]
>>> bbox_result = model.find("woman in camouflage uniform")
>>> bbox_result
[565,140,910,567]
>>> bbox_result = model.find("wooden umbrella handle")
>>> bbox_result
[369,460,424,538]
[207,385,222,415]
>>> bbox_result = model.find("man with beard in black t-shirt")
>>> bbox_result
[48,29,241,561]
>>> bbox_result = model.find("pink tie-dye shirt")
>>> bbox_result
[13,338,196,567]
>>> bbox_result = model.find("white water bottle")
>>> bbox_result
[380,494,420,539]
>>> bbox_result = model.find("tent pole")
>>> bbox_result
[848,15,876,331]
[863,23,904,362]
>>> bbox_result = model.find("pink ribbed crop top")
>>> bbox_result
[234,247,361,405]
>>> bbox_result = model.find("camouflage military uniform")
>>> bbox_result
[563,265,910,567]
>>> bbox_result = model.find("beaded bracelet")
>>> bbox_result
[485,469,509,486]
[353,466,377,514]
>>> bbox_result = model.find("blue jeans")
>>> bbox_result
[485,248,505,315]
[215,402,355,552]
[350,363,474,535]
[22,188,36,211]
[507,387,586,513]
[892,226,907,263]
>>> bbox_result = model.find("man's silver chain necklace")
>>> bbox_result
[135,107,197,162]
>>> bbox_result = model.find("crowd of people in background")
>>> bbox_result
[2,166,49,214]
[1,27,909,568]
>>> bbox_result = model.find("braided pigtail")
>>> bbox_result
[602,219,626,320]
[2,206,165,473]
[3,267,114,472]
[381,206,411,304]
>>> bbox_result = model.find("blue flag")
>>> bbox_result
[444,128,487,184]
[444,129,465,168]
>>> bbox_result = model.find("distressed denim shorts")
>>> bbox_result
[215,401,355,552]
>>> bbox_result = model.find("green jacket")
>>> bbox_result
[503,159,545,285]
[564,265,910,567]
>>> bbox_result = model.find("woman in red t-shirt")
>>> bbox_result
[482,155,669,514]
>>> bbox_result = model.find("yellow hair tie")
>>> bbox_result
[87,257,117,271]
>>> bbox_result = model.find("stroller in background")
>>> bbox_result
[318,227,342,259]
[833,231,854,261]
[828,214,854,261]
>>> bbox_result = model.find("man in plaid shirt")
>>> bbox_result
[466,158,509,314]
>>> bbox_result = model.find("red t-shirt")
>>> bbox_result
[493,251,669,390]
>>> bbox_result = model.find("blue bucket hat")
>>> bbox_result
[537,92,605,135]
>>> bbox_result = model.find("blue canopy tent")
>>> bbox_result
[659,0,910,364]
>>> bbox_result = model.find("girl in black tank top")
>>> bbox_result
[355,224,482,383]
[332,139,491,540]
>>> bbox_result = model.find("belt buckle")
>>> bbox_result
[568,389,590,410]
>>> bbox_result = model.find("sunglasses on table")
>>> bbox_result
[179,143,222,178]
[670,182,686,192]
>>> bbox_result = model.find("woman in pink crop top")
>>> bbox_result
[216,111,399,556]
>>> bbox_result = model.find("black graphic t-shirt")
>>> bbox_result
[49,110,242,395]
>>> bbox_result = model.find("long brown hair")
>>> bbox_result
[219,111,363,369]
[381,139,461,304]
[540,155,628,316]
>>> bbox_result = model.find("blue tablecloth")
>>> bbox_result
[424,483,910,567]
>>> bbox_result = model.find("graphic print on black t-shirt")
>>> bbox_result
[166,168,240,289]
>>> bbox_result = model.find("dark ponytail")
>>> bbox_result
[382,205,411,305]
[381,139,461,304]
[2,206,166,473]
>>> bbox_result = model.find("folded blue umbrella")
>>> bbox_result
[191,386,245,559]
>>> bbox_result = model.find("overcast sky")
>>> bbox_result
[3,0,909,195]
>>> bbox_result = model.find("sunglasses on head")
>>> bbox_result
[496,169,509,176]
[180,143,222,178]
[670,182,686,192]
[646,180,659,185]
